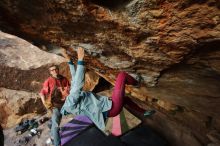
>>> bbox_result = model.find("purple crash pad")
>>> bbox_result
[60,115,93,146]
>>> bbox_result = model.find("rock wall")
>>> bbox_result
[0,88,44,128]
[0,31,100,128]
[0,0,220,146]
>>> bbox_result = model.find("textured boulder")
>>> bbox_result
[0,88,44,128]
[0,31,100,128]
[0,0,220,146]
[0,31,66,92]
[0,0,219,86]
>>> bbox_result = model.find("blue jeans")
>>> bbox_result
[51,108,62,146]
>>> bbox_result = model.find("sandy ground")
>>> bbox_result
[3,108,140,146]
[4,114,74,146]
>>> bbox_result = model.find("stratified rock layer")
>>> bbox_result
[0,31,100,128]
[0,88,44,128]
[0,0,220,146]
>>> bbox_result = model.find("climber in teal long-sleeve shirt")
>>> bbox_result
[61,47,155,132]
[61,47,112,131]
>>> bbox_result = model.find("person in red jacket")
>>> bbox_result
[40,65,70,108]
[39,64,70,146]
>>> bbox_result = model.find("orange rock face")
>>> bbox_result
[0,0,220,146]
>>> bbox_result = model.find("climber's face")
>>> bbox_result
[49,66,59,78]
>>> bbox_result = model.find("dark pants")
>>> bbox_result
[0,125,4,146]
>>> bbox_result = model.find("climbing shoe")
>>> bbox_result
[15,120,29,135]
[28,128,41,138]
[28,119,39,129]
[144,110,156,117]
[46,137,54,145]
[134,73,143,88]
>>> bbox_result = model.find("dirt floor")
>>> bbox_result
[3,108,140,146]
[4,114,74,146]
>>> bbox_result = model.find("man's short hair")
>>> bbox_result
[49,65,59,71]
